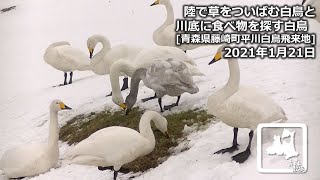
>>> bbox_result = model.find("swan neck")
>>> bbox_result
[91,36,111,64]
[224,59,240,90]
[127,69,147,103]
[139,112,158,151]
[48,110,59,149]
[156,1,174,34]
[111,61,136,103]
[164,1,174,26]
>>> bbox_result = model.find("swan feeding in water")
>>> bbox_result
[64,111,169,180]
[109,46,204,110]
[207,46,287,163]
[125,58,199,114]
[87,34,143,95]
[0,100,72,178]
[44,41,91,86]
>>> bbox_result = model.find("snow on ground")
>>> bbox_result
[1,0,320,179]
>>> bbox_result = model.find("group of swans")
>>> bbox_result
[0,100,72,178]
[125,59,199,114]
[33,0,292,177]
[0,101,169,180]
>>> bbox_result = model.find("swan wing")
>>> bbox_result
[218,86,286,129]
[66,127,149,166]
[56,46,91,71]
[0,143,47,170]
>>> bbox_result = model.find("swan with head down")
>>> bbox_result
[64,111,169,180]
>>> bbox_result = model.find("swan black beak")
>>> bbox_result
[164,131,170,138]
[64,105,72,110]
[150,0,159,6]
[209,51,222,65]
[125,108,131,115]
[302,0,306,5]
[88,47,94,59]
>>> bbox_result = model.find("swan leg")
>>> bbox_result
[158,98,164,112]
[214,128,239,154]
[69,72,73,84]
[120,77,129,91]
[164,96,181,110]
[106,92,112,97]
[61,72,67,86]
[114,170,118,180]
[231,130,253,163]
[141,93,157,102]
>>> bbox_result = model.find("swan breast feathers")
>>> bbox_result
[209,86,286,129]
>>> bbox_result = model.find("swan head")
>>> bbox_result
[50,100,72,112]
[208,45,225,65]
[151,112,170,138]
[150,0,169,6]
[112,95,126,111]
[87,35,99,59]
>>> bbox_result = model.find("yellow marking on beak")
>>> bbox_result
[59,102,66,109]
[151,0,160,6]
[88,47,94,54]
[119,103,127,110]
[214,51,222,61]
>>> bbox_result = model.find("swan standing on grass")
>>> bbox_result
[125,59,199,114]
[44,42,91,86]
[207,46,287,163]
[109,46,204,109]
[302,0,320,23]
[0,100,72,179]
[150,0,202,52]
[64,111,169,180]
[87,35,143,95]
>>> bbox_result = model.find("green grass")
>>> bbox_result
[60,107,214,172]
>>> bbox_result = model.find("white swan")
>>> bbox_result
[207,46,287,163]
[150,0,202,52]
[109,46,204,109]
[64,110,169,180]
[44,42,91,86]
[302,0,320,23]
[125,58,199,113]
[87,35,143,94]
[0,100,72,178]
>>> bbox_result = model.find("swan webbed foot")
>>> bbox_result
[106,92,112,97]
[10,177,25,180]
[163,103,178,110]
[231,149,251,163]
[214,144,239,154]
[120,77,129,91]
[141,93,157,102]
[98,166,113,171]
